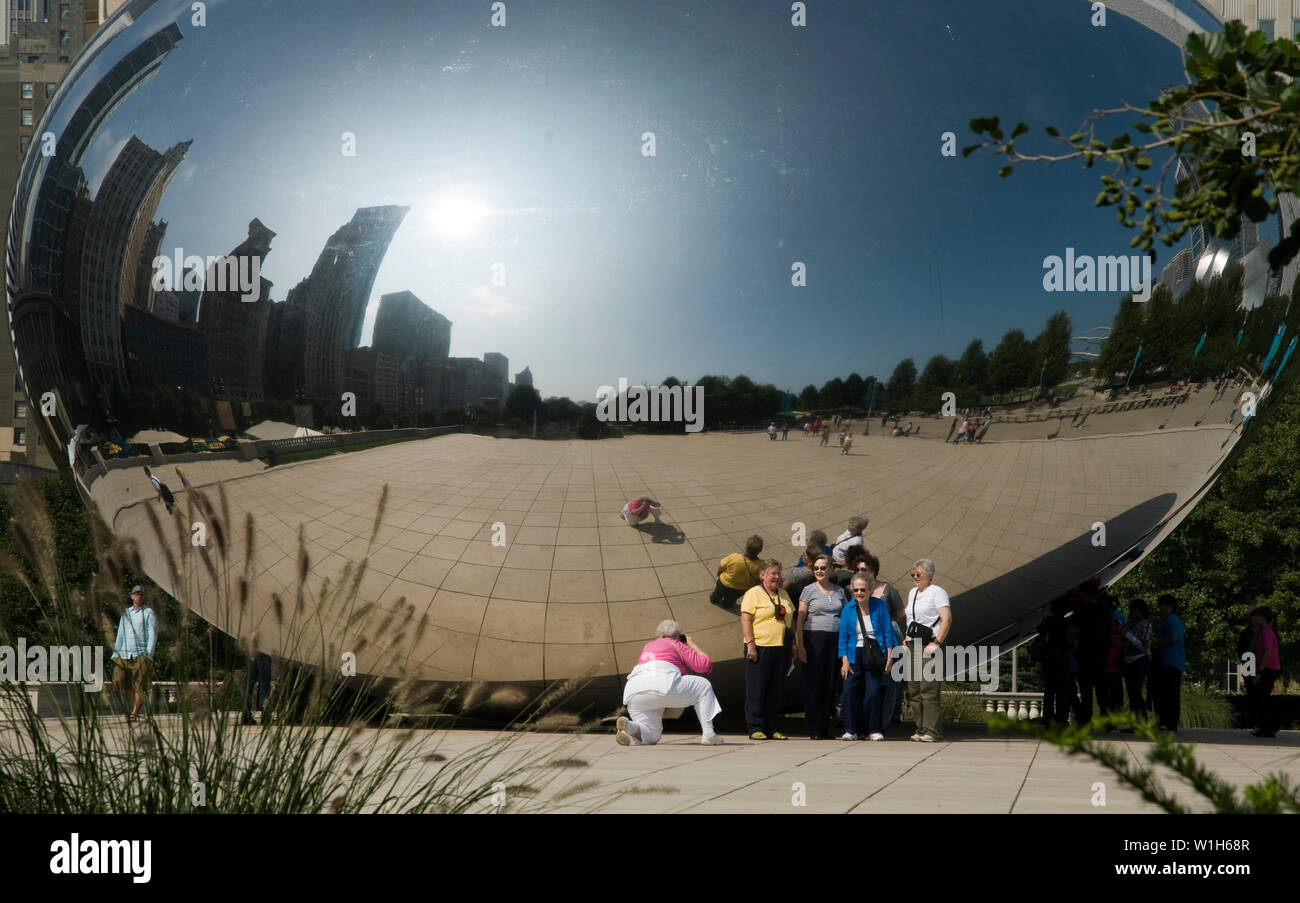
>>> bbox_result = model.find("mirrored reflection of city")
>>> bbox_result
[4,0,1290,704]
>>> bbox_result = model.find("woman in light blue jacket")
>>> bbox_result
[838,573,898,740]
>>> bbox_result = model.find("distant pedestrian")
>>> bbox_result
[1036,598,1075,726]
[143,465,176,515]
[1247,607,1281,738]
[112,586,157,723]
[768,422,777,440]
[1149,594,1185,731]
[838,431,846,447]
[781,422,789,440]
[242,650,273,725]
[841,433,853,455]
[954,419,969,444]
[819,427,830,447]
[1121,599,1151,716]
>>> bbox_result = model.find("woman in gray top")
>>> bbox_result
[794,553,849,739]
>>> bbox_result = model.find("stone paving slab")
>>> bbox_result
[15,716,1296,813]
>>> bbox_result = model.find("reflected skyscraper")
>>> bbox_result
[197,218,275,400]
[266,205,407,402]
[372,290,450,413]
[77,135,189,390]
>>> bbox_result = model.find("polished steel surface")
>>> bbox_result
[4,0,1273,703]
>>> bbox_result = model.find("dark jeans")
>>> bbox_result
[1074,659,1110,724]
[243,652,272,718]
[880,670,901,729]
[841,651,884,737]
[802,629,838,738]
[1123,657,1148,715]
[1041,656,1071,726]
[1150,665,1182,729]
[1105,673,1124,715]
[1248,669,1281,734]
[745,644,786,735]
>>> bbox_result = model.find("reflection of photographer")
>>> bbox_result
[617,621,723,746]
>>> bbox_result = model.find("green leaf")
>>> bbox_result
[961,143,983,158]
[1135,155,1152,170]
[1045,125,1060,137]
[1011,121,1028,139]
[998,165,1013,177]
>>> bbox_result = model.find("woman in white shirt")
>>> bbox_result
[905,558,951,742]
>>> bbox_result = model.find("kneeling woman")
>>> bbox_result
[838,572,898,740]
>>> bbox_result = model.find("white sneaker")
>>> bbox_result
[910,732,924,741]
[701,733,724,746]
[616,716,631,746]
[868,732,885,741]
[915,733,938,742]
[840,732,857,741]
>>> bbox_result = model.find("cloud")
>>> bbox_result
[464,284,518,318]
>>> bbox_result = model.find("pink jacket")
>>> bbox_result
[636,637,712,675]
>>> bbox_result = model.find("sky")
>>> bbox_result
[41,0,1241,402]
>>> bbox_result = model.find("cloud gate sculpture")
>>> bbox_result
[5,0,1279,710]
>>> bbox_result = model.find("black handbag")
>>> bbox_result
[854,598,886,672]
[906,587,941,646]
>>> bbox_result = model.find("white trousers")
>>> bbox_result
[626,675,722,745]
[621,504,662,527]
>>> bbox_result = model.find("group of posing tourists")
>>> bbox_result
[619,517,953,745]
[615,512,1285,746]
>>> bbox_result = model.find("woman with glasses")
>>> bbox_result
[905,558,952,742]
[838,572,898,740]
[848,550,906,732]
[793,554,848,739]
[740,559,794,740]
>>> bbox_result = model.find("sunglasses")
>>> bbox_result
[812,566,829,572]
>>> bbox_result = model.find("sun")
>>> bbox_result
[428,196,489,239]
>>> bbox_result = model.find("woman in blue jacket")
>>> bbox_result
[839,572,899,740]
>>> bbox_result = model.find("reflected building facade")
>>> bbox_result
[265,205,407,403]
[371,289,450,414]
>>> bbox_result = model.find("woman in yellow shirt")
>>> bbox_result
[740,560,794,740]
